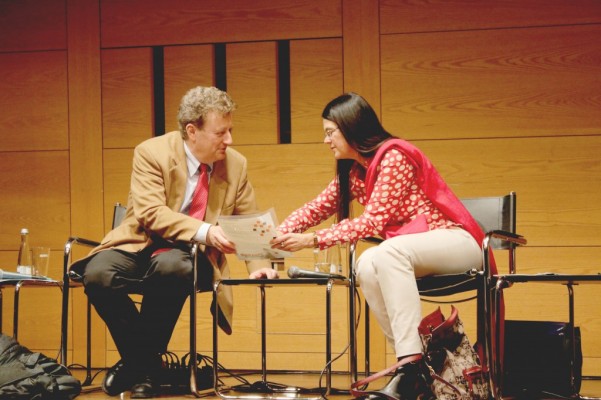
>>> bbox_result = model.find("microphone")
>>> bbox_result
[287,266,346,280]
[0,269,50,281]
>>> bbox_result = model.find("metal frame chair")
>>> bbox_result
[60,203,126,385]
[349,191,528,398]
[59,204,206,396]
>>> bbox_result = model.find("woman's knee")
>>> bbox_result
[356,247,377,283]
[369,241,414,272]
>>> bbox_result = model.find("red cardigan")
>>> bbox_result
[364,138,486,253]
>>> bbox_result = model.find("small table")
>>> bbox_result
[492,273,601,400]
[211,277,348,400]
[0,277,62,339]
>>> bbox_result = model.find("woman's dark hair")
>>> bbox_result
[321,92,394,222]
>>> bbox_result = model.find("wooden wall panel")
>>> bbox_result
[0,248,62,353]
[3,284,63,351]
[415,136,601,247]
[0,152,70,249]
[163,45,215,134]
[290,39,343,144]
[380,0,601,34]
[227,42,278,145]
[215,286,350,372]
[238,143,335,233]
[342,0,381,112]
[100,0,341,48]
[0,0,66,52]
[0,52,68,152]
[102,47,154,148]
[0,252,17,273]
[66,0,106,368]
[103,149,134,223]
[381,25,601,140]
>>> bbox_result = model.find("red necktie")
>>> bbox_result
[152,164,209,258]
[189,164,209,219]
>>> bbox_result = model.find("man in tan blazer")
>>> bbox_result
[72,86,276,398]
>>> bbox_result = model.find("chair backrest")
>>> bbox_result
[112,203,127,229]
[460,192,516,250]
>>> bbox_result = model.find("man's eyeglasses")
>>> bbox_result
[324,127,339,138]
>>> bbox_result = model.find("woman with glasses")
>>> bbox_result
[270,92,484,400]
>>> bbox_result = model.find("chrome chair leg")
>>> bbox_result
[14,281,23,339]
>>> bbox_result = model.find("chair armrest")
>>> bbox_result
[483,230,527,277]
[66,236,101,248]
[63,236,101,281]
[488,230,527,246]
[361,237,383,245]
[363,231,527,247]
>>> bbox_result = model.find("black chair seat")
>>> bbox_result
[416,270,481,297]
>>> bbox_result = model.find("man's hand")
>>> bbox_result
[249,267,279,279]
[206,226,236,254]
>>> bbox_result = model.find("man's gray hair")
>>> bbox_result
[177,86,237,139]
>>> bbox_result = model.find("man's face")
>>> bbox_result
[186,111,233,164]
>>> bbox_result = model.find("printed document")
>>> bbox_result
[217,208,292,260]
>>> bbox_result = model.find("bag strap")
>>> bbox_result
[425,362,466,398]
[350,354,422,398]
[431,305,458,336]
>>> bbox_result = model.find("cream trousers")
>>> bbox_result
[355,227,482,358]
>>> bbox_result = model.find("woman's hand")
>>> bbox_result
[270,232,314,252]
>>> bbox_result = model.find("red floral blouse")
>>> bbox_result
[278,148,457,249]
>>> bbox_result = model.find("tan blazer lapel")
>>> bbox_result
[205,162,228,225]
[166,135,188,211]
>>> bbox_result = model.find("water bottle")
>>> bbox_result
[17,228,32,274]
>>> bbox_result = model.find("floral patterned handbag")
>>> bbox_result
[418,306,490,400]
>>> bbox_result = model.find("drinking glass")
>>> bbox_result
[314,244,342,274]
[32,247,50,277]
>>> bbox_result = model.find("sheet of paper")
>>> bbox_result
[217,208,292,260]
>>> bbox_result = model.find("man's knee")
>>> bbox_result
[82,249,137,294]
[150,250,194,284]
[83,256,117,293]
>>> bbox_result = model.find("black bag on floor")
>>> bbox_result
[0,333,81,399]
[503,320,582,398]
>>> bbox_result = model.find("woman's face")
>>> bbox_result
[322,119,359,161]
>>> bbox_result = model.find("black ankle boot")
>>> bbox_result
[366,359,434,400]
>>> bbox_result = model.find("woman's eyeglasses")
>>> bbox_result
[324,127,339,138]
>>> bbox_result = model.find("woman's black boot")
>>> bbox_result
[366,358,433,400]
